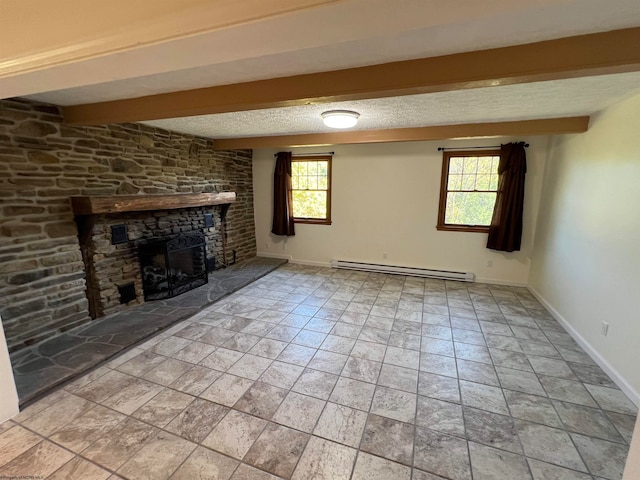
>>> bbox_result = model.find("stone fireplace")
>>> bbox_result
[0,98,257,354]
[71,192,236,318]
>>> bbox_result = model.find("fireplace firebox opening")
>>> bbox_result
[140,233,208,301]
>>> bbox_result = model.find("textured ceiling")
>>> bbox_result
[22,0,640,105]
[139,73,640,139]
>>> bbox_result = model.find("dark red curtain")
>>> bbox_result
[271,151,295,236]
[487,142,527,252]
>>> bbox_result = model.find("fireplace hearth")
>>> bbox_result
[140,233,208,300]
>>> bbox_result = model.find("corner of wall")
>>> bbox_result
[528,285,640,407]
[0,314,19,422]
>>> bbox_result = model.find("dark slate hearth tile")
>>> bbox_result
[13,365,76,401]
[13,355,56,374]
[11,256,286,405]
[36,334,85,357]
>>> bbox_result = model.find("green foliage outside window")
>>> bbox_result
[291,159,329,219]
[444,154,499,227]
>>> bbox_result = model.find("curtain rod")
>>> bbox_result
[437,144,529,152]
[274,151,335,157]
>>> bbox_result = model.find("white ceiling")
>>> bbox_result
[139,74,640,139]
[12,0,640,139]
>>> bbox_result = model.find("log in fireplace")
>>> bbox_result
[139,233,208,300]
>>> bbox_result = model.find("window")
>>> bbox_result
[437,150,500,232]
[291,155,332,224]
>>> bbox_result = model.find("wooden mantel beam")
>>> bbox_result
[70,192,236,215]
[212,117,590,150]
[63,28,640,126]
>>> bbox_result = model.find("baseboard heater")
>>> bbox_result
[330,259,475,282]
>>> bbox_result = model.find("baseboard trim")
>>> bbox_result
[256,252,292,261]
[289,258,332,268]
[476,277,528,288]
[528,285,640,407]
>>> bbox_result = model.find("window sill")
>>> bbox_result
[436,225,489,233]
[294,219,332,225]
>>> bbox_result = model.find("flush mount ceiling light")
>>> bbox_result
[321,110,360,129]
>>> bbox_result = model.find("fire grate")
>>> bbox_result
[139,233,208,301]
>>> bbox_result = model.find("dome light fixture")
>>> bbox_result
[321,110,360,129]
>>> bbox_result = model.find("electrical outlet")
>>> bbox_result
[601,321,609,336]
[265,242,270,249]
[383,252,388,259]
[487,260,493,267]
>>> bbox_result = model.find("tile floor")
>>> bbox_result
[0,264,637,480]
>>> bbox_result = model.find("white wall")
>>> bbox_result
[0,313,19,422]
[253,137,548,285]
[529,92,640,402]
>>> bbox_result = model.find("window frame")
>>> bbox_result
[436,149,501,233]
[291,155,332,225]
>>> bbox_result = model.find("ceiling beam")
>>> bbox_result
[212,117,590,150]
[63,28,640,126]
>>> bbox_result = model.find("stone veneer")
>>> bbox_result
[0,98,256,353]
[83,206,225,319]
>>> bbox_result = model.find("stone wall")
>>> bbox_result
[0,98,256,353]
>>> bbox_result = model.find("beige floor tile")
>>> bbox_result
[101,378,164,414]
[249,338,289,359]
[351,452,411,480]
[172,341,218,364]
[141,358,193,385]
[49,405,126,452]
[165,398,229,443]
[47,456,111,480]
[201,374,254,407]
[82,417,159,471]
[291,368,339,400]
[244,423,309,478]
[150,336,193,356]
[0,425,42,468]
[329,377,376,411]
[360,414,414,466]
[291,437,357,480]
[258,361,304,389]
[12,389,69,423]
[132,388,194,427]
[0,421,14,436]
[74,370,137,403]
[230,464,282,480]
[234,381,288,420]
[200,348,244,371]
[314,402,368,448]
[0,440,74,478]
[170,365,222,395]
[64,366,111,393]
[228,354,273,380]
[103,346,145,369]
[115,351,167,377]
[21,393,95,436]
[171,446,239,480]
[202,410,268,460]
[272,391,326,432]
[117,431,196,480]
